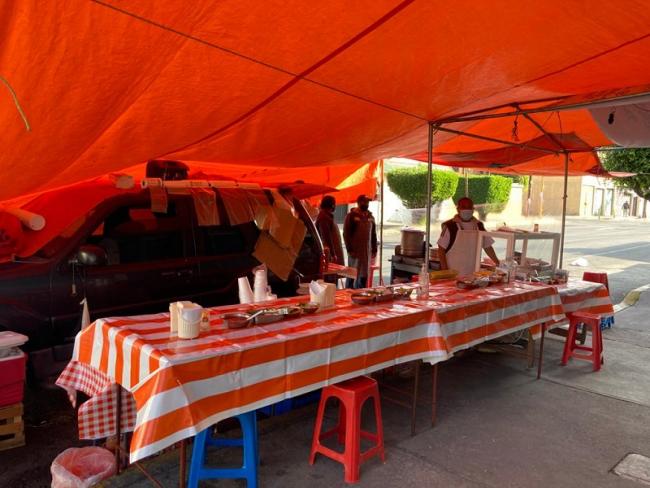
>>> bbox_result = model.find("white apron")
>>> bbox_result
[445,227,479,277]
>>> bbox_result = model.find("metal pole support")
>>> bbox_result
[559,152,569,268]
[379,159,385,285]
[425,123,434,258]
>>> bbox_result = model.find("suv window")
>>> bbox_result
[200,225,246,256]
[85,201,187,264]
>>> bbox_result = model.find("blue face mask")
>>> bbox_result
[459,209,474,221]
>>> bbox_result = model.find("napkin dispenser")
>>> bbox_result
[309,280,336,309]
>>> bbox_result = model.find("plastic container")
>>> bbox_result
[169,301,193,333]
[417,263,430,299]
[0,350,26,408]
[0,331,28,358]
[51,446,116,488]
[179,305,202,339]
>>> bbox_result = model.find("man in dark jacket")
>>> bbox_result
[316,195,344,266]
[343,195,378,288]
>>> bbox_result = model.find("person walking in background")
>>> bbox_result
[316,195,344,267]
[622,201,630,217]
[343,194,377,289]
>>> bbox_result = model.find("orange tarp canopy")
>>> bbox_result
[408,108,614,176]
[2,160,377,258]
[127,160,379,205]
[2,2,650,200]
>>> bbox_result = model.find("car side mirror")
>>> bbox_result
[76,245,107,266]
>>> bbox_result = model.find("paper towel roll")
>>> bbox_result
[141,178,163,189]
[169,303,179,332]
[170,301,194,333]
[6,208,45,231]
[238,277,254,304]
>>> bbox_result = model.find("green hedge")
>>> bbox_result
[453,175,513,218]
[386,167,459,208]
[503,175,530,192]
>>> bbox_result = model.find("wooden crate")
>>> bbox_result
[0,402,25,451]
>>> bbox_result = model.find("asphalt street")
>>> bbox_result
[560,218,650,303]
[376,217,649,304]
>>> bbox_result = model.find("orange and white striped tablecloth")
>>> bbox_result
[555,279,614,317]
[61,281,565,462]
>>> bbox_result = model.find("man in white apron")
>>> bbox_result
[437,197,500,276]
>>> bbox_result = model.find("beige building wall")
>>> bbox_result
[528,176,582,216]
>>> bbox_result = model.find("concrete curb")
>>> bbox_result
[614,283,650,313]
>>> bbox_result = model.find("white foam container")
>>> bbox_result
[0,331,28,358]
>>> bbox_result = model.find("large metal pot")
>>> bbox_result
[400,228,425,257]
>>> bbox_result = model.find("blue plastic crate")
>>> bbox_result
[257,389,322,417]
[291,389,322,409]
[600,315,614,330]
[272,398,294,415]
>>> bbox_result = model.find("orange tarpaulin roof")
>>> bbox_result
[2,2,650,200]
[408,109,614,176]
[2,160,378,258]
[130,159,379,204]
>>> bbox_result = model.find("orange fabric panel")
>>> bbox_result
[6,160,376,258]
[127,160,380,203]
[2,1,650,200]
[407,109,614,176]
[436,109,611,153]
[8,178,139,258]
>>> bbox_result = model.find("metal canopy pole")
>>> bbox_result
[559,152,569,268]
[379,159,385,285]
[425,123,434,258]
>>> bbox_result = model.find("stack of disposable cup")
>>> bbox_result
[179,304,203,339]
[253,266,269,303]
[238,277,254,304]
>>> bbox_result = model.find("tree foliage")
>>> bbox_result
[386,167,458,208]
[602,149,650,200]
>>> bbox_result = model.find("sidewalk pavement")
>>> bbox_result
[100,288,650,488]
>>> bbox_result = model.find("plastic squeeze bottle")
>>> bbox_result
[418,262,430,299]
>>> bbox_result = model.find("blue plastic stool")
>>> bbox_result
[188,411,259,488]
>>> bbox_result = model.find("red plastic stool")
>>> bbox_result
[367,264,380,288]
[582,272,609,291]
[309,376,385,483]
[561,312,604,371]
[582,272,614,330]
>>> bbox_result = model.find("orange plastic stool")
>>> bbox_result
[582,272,609,291]
[309,376,385,483]
[561,312,604,371]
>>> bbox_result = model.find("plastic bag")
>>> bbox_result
[51,446,116,488]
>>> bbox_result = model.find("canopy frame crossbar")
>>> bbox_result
[435,90,650,125]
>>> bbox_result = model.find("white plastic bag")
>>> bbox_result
[51,446,116,488]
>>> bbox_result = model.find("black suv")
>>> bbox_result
[0,186,324,382]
